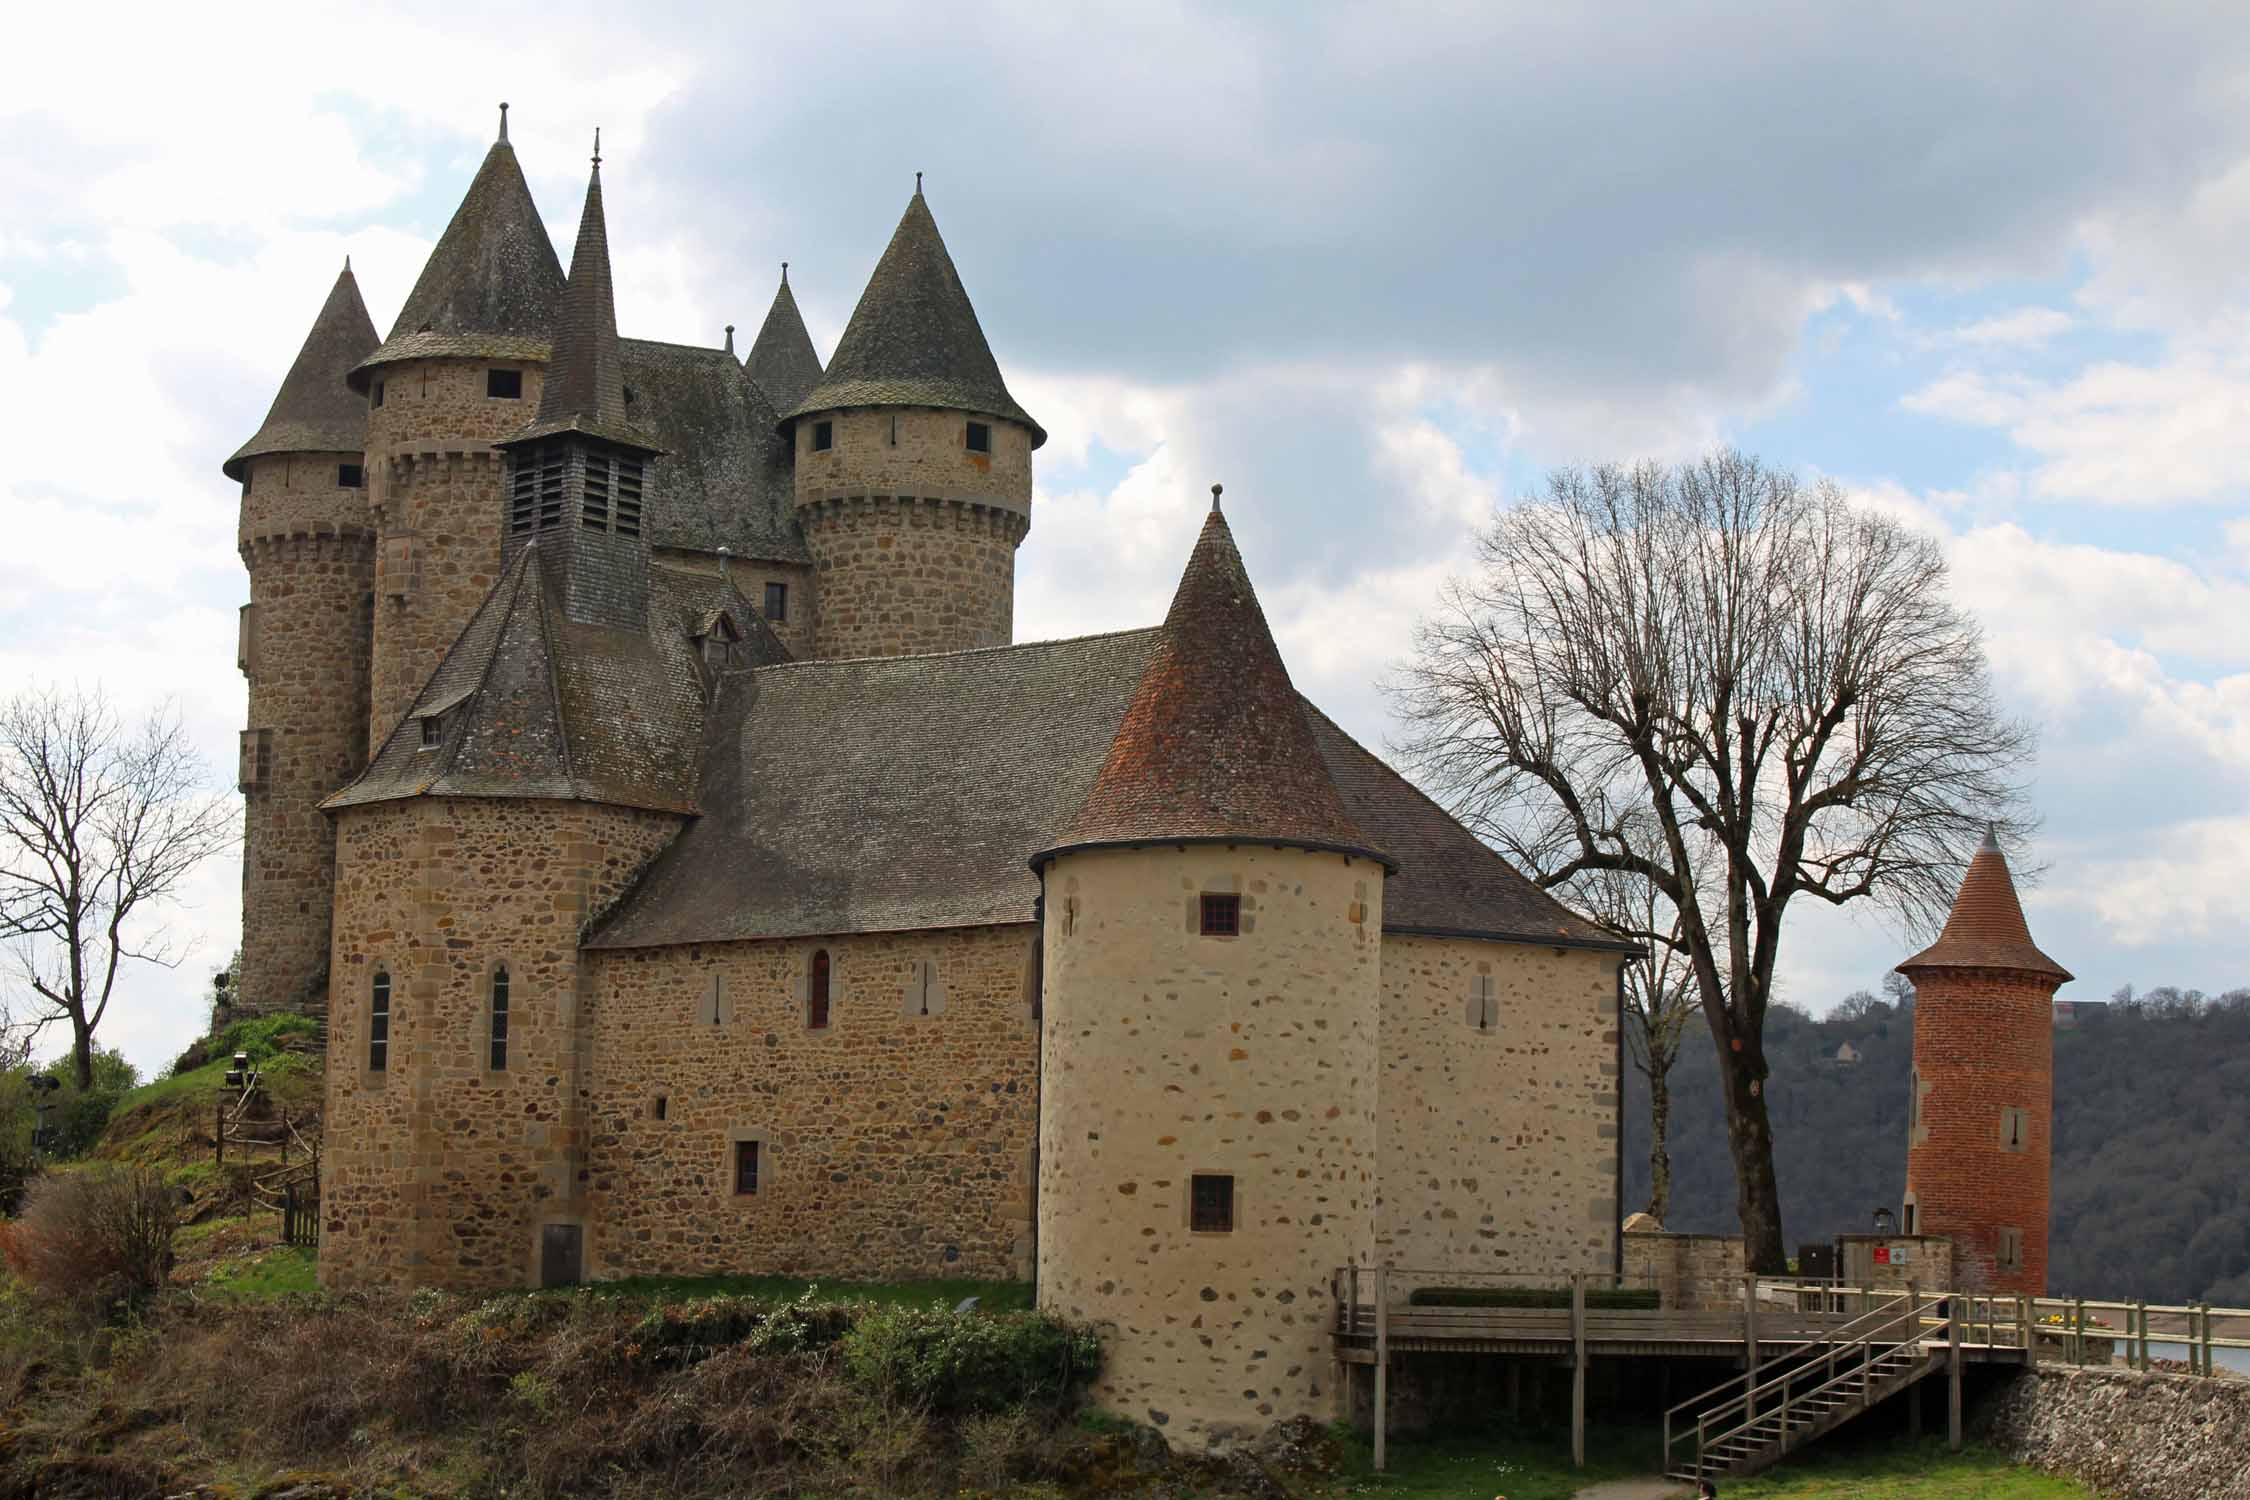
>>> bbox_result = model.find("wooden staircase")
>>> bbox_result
[1664,1290,1952,1484]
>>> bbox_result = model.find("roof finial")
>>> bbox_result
[724,324,736,355]
[498,102,509,143]
[1980,821,2001,853]
[1210,482,1224,514]
[343,254,352,273]
[591,127,602,170]
[781,260,789,284]
[915,170,923,196]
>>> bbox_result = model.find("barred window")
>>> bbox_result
[1199,892,1239,937]
[734,1139,761,1196]
[1190,1173,1234,1233]
[808,949,831,1030]
[369,970,391,1072]
[489,966,510,1070]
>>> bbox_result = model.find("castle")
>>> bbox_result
[222,110,1636,1438]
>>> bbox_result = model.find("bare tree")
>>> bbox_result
[1392,451,2032,1270]
[0,686,237,1089]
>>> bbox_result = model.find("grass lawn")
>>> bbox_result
[203,1243,319,1300]
[1717,1436,2091,1498]
[1318,1424,1661,1500]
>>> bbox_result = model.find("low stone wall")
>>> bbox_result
[1977,1365,2250,1499]
[1622,1230,1744,1311]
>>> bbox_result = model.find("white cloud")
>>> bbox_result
[1949,306,2073,347]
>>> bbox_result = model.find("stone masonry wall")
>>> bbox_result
[236,452,375,1021]
[1978,1366,2250,1500]
[1622,1231,1747,1311]
[581,923,1040,1282]
[1906,967,2059,1294]
[1376,934,1619,1280]
[366,358,545,744]
[793,407,1031,660]
[651,551,817,660]
[321,795,679,1291]
[1038,845,1381,1444]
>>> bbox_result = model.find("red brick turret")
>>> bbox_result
[1898,828,2071,1295]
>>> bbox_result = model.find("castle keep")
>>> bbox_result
[223,113,1631,1440]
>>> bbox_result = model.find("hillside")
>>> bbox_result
[1625,988,2250,1304]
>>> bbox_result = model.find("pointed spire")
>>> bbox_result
[504,146,648,450]
[1898,832,2071,982]
[1037,501,1387,868]
[350,114,564,390]
[225,261,380,480]
[787,189,1043,445]
[745,262,824,414]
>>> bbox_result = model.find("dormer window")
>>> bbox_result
[487,368,523,399]
[812,420,834,452]
[965,421,991,454]
[338,463,363,488]
[418,713,444,751]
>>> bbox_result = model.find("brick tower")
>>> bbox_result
[224,260,380,1021]
[1034,495,1390,1441]
[350,105,564,744]
[783,185,1042,660]
[1898,828,2071,1294]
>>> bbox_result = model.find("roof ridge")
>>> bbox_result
[746,624,1163,674]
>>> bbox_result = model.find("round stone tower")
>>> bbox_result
[1898,828,2071,1295]
[784,186,1041,660]
[224,260,381,1022]
[350,105,563,744]
[1034,495,1390,1442]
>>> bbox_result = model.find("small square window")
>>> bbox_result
[764,581,788,622]
[734,1139,761,1196]
[965,421,991,454]
[812,420,834,452]
[418,714,444,751]
[487,368,523,399]
[372,380,385,409]
[1191,1173,1234,1233]
[1199,892,1240,937]
[338,462,364,488]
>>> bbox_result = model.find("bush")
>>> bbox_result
[840,1305,1101,1415]
[2,1164,178,1310]
[1406,1285,1662,1309]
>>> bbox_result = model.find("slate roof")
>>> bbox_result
[787,190,1044,445]
[224,262,378,480]
[620,338,806,563]
[504,149,650,452]
[745,267,823,416]
[1898,828,2072,982]
[350,128,564,391]
[325,551,786,815]
[1039,501,1386,869]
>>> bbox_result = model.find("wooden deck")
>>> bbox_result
[1332,1302,2033,1362]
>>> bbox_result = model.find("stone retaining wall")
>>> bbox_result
[1977,1365,2250,1499]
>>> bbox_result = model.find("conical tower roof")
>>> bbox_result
[1036,492,1388,868]
[745,263,823,415]
[1898,828,2072,982]
[503,139,652,451]
[349,108,564,391]
[224,260,379,480]
[787,186,1043,445]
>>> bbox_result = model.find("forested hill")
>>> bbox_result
[1622,988,2250,1305]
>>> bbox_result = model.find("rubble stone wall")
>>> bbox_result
[1978,1365,2250,1500]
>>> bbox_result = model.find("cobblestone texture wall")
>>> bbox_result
[320,796,679,1290]
[1622,1231,1747,1310]
[236,452,375,1021]
[581,923,1040,1282]
[1038,845,1381,1444]
[1905,967,2060,1295]
[1978,1366,2250,1500]
[366,358,545,743]
[1376,935,1619,1278]
[792,408,1031,659]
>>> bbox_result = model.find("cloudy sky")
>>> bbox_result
[5,1,2248,1076]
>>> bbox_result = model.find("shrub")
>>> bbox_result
[840,1305,1101,1415]
[4,1164,178,1310]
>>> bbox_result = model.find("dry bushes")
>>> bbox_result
[1,1167,176,1311]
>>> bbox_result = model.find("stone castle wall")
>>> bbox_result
[1375,934,1619,1277]
[651,551,818,660]
[320,795,679,1290]
[235,451,376,1021]
[1622,1231,1747,1310]
[1906,967,2059,1295]
[1037,845,1381,1442]
[366,358,545,743]
[792,407,1031,659]
[1978,1366,2250,1500]
[581,923,1041,1282]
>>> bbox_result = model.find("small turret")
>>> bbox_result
[745,262,823,416]
[1898,827,2071,1295]
[227,260,381,1025]
[785,184,1038,659]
